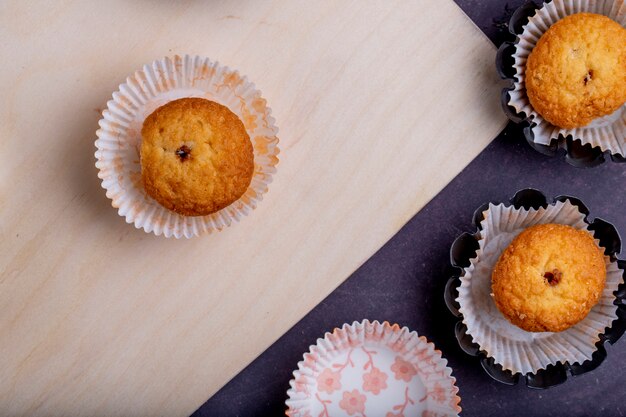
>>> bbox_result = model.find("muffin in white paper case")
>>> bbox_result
[497,0,626,165]
[445,189,626,388]
[286,320,461,417]
[95,55,279,238]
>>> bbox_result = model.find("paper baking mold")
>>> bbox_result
[286,320,461,416]
[95,55,279,238]
[444,189,626,388]
[495,0,626,167]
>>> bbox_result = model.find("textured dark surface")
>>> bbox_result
[194,1,626,416]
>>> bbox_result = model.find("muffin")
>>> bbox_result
[140,98,254,216]
[492,223,606,332]
[525,13,626,129]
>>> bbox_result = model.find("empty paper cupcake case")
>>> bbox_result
[496,0,626,167]
[286,320,461,417]
[444,189,626,388]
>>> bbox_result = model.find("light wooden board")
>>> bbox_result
[0,1,506,415]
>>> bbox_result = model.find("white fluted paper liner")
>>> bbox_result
[95,55,279,238]
[508,0,626,156]
[286,320,461,417]
[456,200,623,375]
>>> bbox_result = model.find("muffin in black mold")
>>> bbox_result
[495,0,626,167]
[444,188,626,388]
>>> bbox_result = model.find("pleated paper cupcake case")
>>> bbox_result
[95,55,279,238]
[444,189,626,388]
[495,0,626,167]
[285,320,461,417]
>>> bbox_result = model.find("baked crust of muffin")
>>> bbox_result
[525,13,626,129]
[141,98,254,216]
[492,223,606,332]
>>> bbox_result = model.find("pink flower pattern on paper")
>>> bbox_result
[287,322,461,417]
[286,406,311,417]
[422,412,447,417]
[316,393,331,417]
[413,347,431,363]
[304,352,320,373]
[316,368,341,395]
[428,382,446,403]
[362,366,388,395]
[388,340,407,353]
[391,356,418,382]
[339,389,367,416]
[386,386,415,417]
[332,348,356,372]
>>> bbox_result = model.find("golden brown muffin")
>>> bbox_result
[492,223,606,332]
[525,13,626,129]
[141,98,254,216]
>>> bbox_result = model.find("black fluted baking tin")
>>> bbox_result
[444,188,626,388]
[495,1,626,167]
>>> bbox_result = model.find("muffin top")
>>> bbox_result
[141,98,254,216]
[491,223,606,332]
[525,13,626,129]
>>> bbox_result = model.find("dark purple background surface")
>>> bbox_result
[193,1,626,416]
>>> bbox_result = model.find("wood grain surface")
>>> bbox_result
[0,1,505,415]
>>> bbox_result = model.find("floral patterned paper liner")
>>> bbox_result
[445,189,626,388]
[95,55,279,238]
[496,0,626,166]
[285,320,460,417]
